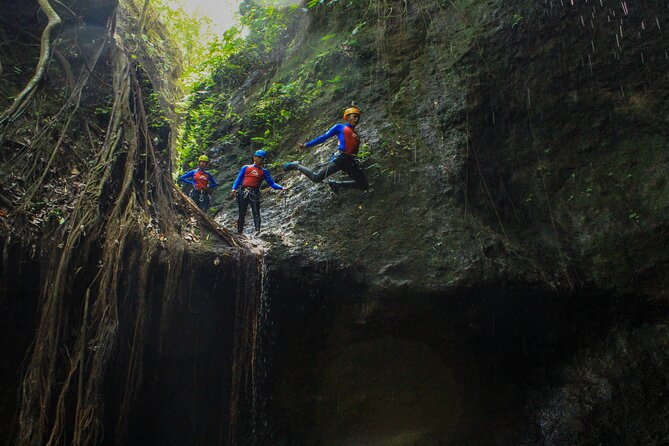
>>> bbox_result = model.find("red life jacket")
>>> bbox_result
[193,169,211,191]
[242,165,264,189]
[343,125,360,155]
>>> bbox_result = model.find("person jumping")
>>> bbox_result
[283,104,368,193]
[231,149,284,234]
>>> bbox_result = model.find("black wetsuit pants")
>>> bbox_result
[296,154,368,189]
[237,187,261,233]
[189,189,211,212]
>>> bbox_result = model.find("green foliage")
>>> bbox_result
[176,3,301,166]
[199,27,245,73]
[307,0,339,7]
[246,80,301,151]
[239,4,293,61]
[176,0,370,171]
[151,0,216,75]
[511,13,524,28]
[178,90,223,164]
[142,74,169,130]
[94,106,112,117]
[356,143,372,160]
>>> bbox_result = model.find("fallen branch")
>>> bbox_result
[171,182,242,247]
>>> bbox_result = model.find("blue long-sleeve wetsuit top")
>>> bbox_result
[179,168,219,191]
[232,164,284,191]
[305,123,360,158]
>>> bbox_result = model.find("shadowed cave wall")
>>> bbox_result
[252,261,669,446]
[0,238,263,446]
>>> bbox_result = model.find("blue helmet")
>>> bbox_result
[254,149,267,158]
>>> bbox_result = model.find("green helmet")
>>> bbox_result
[198,155,209,163]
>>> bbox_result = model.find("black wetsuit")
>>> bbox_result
[231,163,283,233]
[178,168,218,212]
[295,122,368,190]
[236,187,261,233]
[294,153,368,189]
[189,189,211,211]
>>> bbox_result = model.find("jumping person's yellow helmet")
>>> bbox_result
[343,106,361,119]
[198,155,209,162]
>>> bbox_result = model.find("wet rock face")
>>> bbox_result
[241,1,669,443]
[256,271,669,445]
[533,323,669,446]
[464,0,669,298]
[230,0,669,299]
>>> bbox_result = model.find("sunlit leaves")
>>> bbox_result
[147,0,226,87]
[176,3,299,163]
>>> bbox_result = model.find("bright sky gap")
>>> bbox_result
[164,0,243,34]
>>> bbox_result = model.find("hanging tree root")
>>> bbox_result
[14,0,252,442]
[17,15,139,445]
[16,38,107,211]
[0,22,76,95]
[16,7,242,443]
[0,0,62,126]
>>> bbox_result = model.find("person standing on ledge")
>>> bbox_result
[178,154,219,212]
[283,104,368,193]
[231,149,284,234]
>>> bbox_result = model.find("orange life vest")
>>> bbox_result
[242,165,265,189]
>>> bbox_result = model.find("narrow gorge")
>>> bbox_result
[1,0,668,445]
